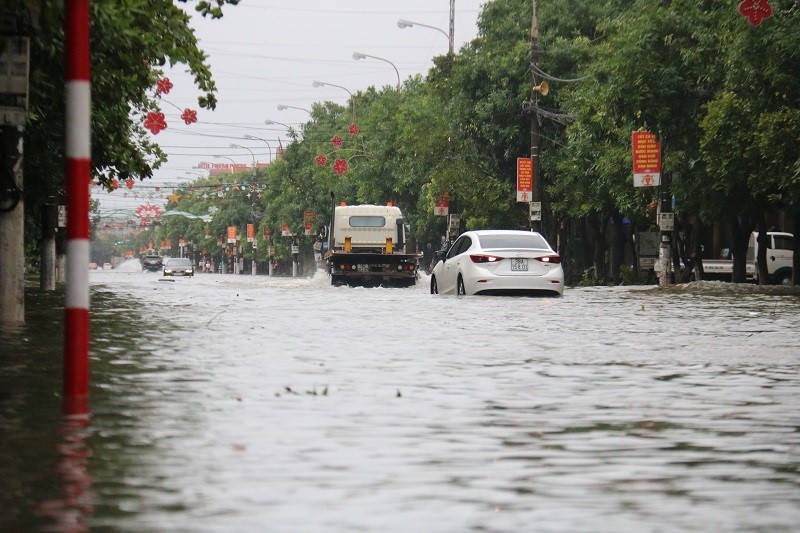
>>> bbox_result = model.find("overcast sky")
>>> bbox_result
[95,0,487,215]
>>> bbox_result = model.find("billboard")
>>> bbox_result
[632,131,661,187]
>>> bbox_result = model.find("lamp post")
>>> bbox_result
[243,134,272,165]
[277,104,311,115]
[230,143,257,177]
[213,154,237,174]
[312,80,355,120]
[264,119,290,130]
[397,18,453,54]
[185,170,206,179]
[353,52,401,91]
[230,143,262,276]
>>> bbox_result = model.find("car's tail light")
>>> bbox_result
[470,254,503,264]
[535,254,561,264]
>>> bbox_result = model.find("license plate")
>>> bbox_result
[511,258,528,271]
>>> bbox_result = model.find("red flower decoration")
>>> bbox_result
[331,135,343,148]
[739,0,772,26]
[110,178,119,190]
[181,108,198,125]
[156,77,173,94]
[125,177,135,190]
[349,123,360,136]
[315,154,328,166]
[333,159,348,175]
[144,112,167,134]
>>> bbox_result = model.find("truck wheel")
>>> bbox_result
[430,275,438,294]
[775,270,792,285]
[457,275,466,296]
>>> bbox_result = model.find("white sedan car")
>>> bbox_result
[430,230,564,296]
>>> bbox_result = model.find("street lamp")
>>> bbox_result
[277,104,311,115]
[312,80,356,120]
[185,170,207,179]
[230,143,258,178]
[398,18,453,54]
[243,134,272,165]
[264,119,290,130]
[353,52,401,91]
[213,154,237,174]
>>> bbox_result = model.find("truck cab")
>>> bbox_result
[752,231,793,284]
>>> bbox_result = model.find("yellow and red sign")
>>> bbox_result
[632,131,661,187]
[247,223,255,243]
[516,157,533,202]
[227,226,238,244]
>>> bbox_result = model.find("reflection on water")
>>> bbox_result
[36,417,93,532]
[2,274,800,531]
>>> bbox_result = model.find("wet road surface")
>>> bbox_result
[2,267,799,531]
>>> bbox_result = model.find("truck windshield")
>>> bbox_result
[348,216,386,228]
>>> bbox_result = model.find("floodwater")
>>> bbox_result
[2,261,800,532]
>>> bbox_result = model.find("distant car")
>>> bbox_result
[89,262,98,270]
[103,262,113,270]
[430,230,564,296]
[142,254,163,272]
[163,257,194,277]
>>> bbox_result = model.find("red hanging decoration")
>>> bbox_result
[110,178,119,190]
[333,159,348,175]
[135,204,163,223]
[331,135,343,148]
[315,154,328,166]
[181,108,198,125]
[349,123,360,136]
[125,177,135,190]
[144,112,167,134]
[156,77,173,94]
[738,0,772,26]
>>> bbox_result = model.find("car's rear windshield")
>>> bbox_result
[478,233,549,250]
[169,259,192,267]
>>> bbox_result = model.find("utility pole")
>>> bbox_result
[449,0,455,55]
[658,171,674,286]
[529,0,541,232]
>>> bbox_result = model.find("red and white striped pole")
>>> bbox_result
[64,0,91,416]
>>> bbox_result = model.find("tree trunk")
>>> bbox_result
[588,212,607,284]
[0,127,25,326]
[793,212,799,286]
[730,216,755,283]
[609,211,625,284]
[755,213,769,285]
[691,216,705,282]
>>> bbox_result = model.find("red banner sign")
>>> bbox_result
[516,158,533,202]
[632,131,661,187]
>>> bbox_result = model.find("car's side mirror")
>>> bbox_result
[434,250,447,261]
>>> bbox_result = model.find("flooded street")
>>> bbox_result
[2,266,800,531]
